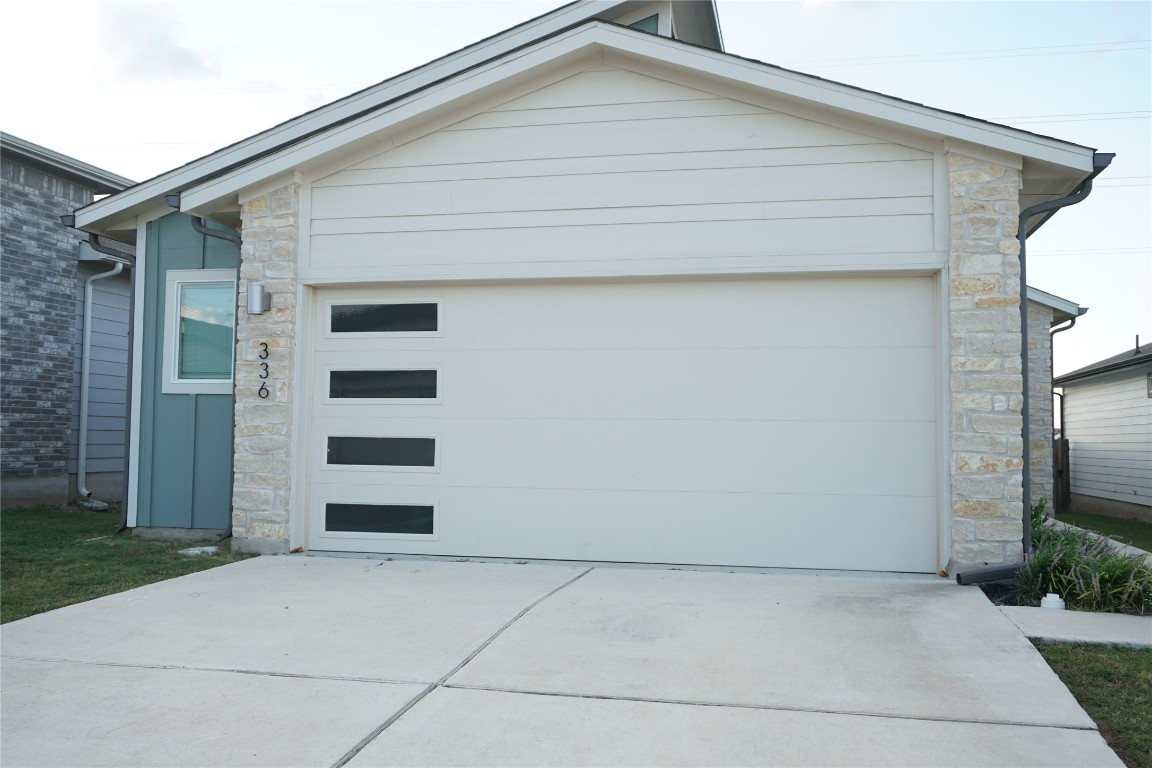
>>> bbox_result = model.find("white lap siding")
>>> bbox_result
[306,67,936,281]
[1064,371,1152,507]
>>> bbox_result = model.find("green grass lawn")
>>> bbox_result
[1036,642,1152,768]
[1,505,256,624]
[1057,511,1152,553]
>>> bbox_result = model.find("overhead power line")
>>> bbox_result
[781,39,1149,67]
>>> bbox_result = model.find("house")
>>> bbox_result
[1,133,135,508]
[1053,342,1152,522]
[1025,287,1087,510]
[71,0,1112,573]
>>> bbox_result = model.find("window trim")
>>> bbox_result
[323,365,442,404]
[162,269,236,395]
[321,501,439,540]
[320,431,441,473]
[324,298,442,339]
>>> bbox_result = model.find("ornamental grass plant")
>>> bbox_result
[1017,501,1152,615]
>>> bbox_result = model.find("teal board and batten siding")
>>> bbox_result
[138,213,239,530]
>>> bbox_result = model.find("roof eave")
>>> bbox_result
[1,132,134,193]
[78,19,1100,235]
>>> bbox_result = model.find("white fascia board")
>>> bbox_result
[180,26,604,214]
[74,1,632,232]
[1027,286,1085,318]
[607,29,1096,173]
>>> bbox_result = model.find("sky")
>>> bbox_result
[3,0,1148,375]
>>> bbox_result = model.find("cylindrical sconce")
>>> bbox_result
[247,283,271,315]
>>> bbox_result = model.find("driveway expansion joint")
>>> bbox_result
[439,682,1103,733]
[329,566,596,768]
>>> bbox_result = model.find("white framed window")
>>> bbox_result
[324,298,442,338]
[162,269,236,395]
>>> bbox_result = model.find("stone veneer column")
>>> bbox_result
[231,183,300,554]
[947,153,1025,569]
[1027,302,1056,509]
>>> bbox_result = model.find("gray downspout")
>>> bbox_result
[90,235,138,533]
[955,152,1112,586]
[166,195,242,541]
[1048,313,1082,518]
[77,260,125,509]
[1017,152,1112,557]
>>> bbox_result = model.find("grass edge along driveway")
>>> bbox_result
[1,505,254,624]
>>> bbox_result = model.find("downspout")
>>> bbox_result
[1018,152,1112,557]
[1048,312,1083,518]
[1049,314,1081,440]
[76,244,126,510]
[956,152,1112,586]
[166,195,242,541]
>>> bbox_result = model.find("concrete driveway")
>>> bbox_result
[0,556,1122,767]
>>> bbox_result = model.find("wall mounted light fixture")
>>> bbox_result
[247,283,271,315]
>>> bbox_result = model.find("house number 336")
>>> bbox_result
[257,342,270,399]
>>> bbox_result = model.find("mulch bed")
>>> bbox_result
[978,582,1037,607]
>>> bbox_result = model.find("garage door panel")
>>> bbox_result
[308,485,937,572]
[315,347,934,423]
[308,277,939,571]
[314,419,935,497]
[316,278,935,352]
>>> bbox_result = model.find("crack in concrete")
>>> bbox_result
[438,682,1101,733]
[329,566,595,768]
[0,655,428,687]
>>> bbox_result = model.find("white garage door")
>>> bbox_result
[307,277,939,572]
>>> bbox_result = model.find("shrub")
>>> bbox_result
[1017,514,1152,615]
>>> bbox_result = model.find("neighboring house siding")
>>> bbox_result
[1064,371,1152,508]
[68,265,131,496]
[307,67,936,277]
[0,155,88,503]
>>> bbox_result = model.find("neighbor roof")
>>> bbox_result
[1054,344,1152,385]
[1,132,134,193]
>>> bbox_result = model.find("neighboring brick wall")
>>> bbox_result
[1,156,91,502]
[1027,301,1055,511]
[946,152,1025,569]
[230,184,299,553]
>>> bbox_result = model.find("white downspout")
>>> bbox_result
[77,260,125,509]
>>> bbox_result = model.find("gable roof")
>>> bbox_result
[1054,343,1152,386]
[73,0,719,239]
[76,5,1103,243]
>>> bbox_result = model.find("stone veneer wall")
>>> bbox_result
[947,153,1026,568]
[1027,301,1056,511]
[227,163,1036,565]
[231,184,300,553]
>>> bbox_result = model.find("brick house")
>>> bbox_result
[70,1,1110,573]
[1,133,134,506]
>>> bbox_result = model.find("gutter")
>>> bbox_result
[957,151,1113,586]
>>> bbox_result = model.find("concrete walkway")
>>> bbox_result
[0,557,1124,767]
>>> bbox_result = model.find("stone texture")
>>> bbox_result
[1027,300,1056,511]
[230,184,300,553]
[947,153,1025,570]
